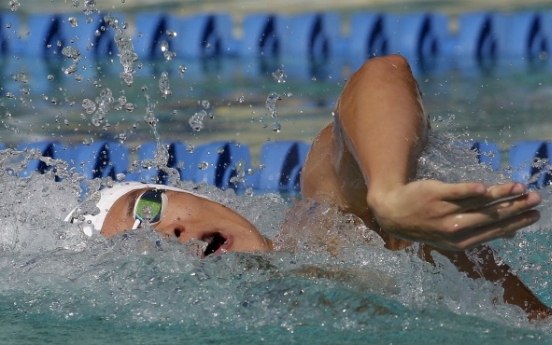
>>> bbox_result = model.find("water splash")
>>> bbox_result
[139,92,181,184]
[61,46,81,76]
[158,72,172,98]
[90,88,114,127]
[265,92,281,118]
[105,15,137,87]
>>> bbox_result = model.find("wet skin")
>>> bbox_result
[102,188,272,256]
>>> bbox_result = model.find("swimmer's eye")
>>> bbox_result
[132,190,168,229]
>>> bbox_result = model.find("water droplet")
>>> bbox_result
[198,161,209,170]
[272,68,287,83]
[125,103,135,112]
[272,122,281,132]
[9,0,20,12]
[266,92,281,118]
[13,72,28,84]
[237,94,245,103]
[6,23,12,29]
[189,110,207,132]
[47,75,54,81]
[83,137,94,145]
[163,50,176,61]
[201,100,210,109]
[158,71,172,98]
[69,17,78,27]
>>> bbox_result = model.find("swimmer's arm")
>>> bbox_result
[330,55,541,250]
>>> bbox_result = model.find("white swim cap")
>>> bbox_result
[64,181,211,237]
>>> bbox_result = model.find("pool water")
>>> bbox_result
[1,131,552,344]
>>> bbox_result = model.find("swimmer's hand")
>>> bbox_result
[367,181,541,251]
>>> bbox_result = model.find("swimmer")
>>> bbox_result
[65,55,550,319]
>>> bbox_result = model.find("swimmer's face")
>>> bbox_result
[102,188,272,256]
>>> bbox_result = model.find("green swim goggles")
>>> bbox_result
[131,189,168,229]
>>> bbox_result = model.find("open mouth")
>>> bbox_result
[201,232,231,257]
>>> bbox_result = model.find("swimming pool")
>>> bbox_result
[2,5,552,345]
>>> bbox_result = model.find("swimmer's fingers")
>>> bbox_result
[436,182,487,201]
[445,209,540,250]
[442,191,540,230]
[441,182,528,213]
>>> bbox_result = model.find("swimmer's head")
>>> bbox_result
[65,182,272,256]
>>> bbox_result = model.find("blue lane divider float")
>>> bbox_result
[1,10,551,64]
[240,13,283,58]
[189,141,250,189]
[71,142,129,180]
[505,12,548,61]
[17,141,61,178]
[3,10,552,80]
[386,13,450,65]
[14,139,552,193]
[508,141,551,188]
[251,141,310,193]
[277,12,344,81]
[348,12,388,70]
[25,14,65,57]
[137,141,251,190]
[471,141,500,171]
[175,13,237,58]
[453,11,509,72]
[132,12,174,60]
[71,141,129,196]
[133,12,237,59]
[0,12,20,56]
[280,12,344,60]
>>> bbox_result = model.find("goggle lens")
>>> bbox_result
[133,190,167,228]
